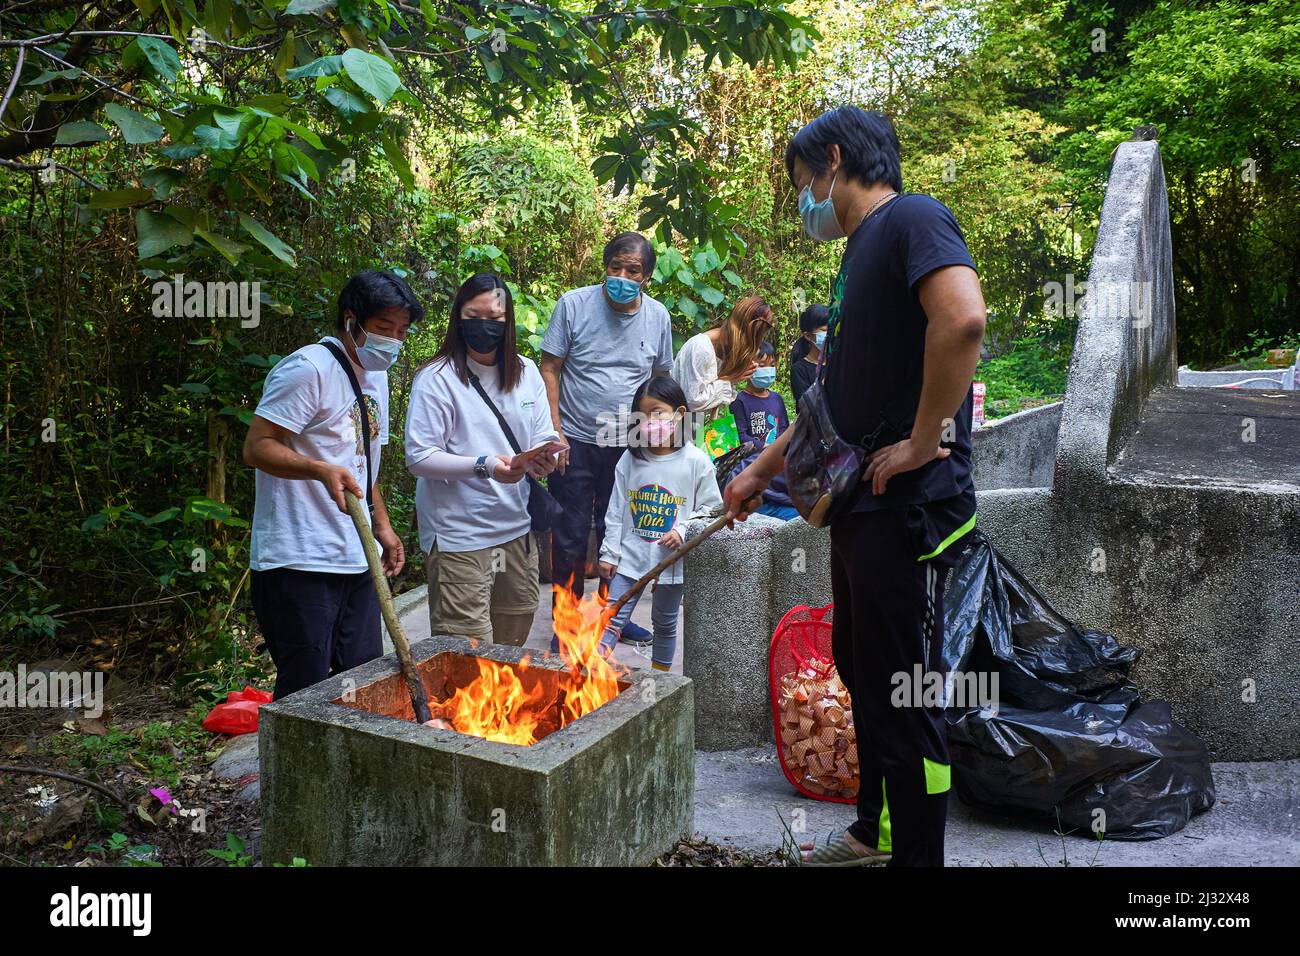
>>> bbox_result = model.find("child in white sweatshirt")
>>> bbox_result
[598,375,723,669]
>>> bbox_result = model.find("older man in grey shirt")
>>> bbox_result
[540,232,674,616]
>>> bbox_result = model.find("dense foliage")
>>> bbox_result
[3,0,1295,692]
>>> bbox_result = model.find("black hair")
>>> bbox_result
[423,273,523,392]
[757,340,776,360]
[336,269,424,332]
[784,106,903,193]
[603,231,656,279]
[790,303,830,364]
[627,375,689,461]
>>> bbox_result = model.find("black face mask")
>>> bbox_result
[461,318,506,354]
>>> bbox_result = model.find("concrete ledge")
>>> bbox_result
[973,401,1062,491]
[684,514,829,751]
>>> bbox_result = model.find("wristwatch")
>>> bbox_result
[474,455,490,479]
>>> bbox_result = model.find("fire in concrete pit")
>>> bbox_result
[421,587,628,745]
[260,632,694,866]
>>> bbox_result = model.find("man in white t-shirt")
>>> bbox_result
[242,270,423,699]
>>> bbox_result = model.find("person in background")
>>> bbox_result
[790,303,830,409]
[672,295,772,417]
[727,341,796,520]
[598,376,723,667]
[540,233,675,652]
[244,270,421,700]
[405,273,562,646]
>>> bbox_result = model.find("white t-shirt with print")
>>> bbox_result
[598,444,723,585]
[405,355,558,554]
[250,336,389,573]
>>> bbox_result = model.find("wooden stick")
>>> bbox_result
[344,491,432,724]
[600,511,735,628]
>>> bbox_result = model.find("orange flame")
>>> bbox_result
[426,580,629,745]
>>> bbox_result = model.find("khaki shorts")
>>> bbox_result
[427,533,539,644]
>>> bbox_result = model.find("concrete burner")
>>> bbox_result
[259,636,694,866]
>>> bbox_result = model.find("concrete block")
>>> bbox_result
[260,636,694,866]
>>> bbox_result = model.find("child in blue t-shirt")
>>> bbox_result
[727,341,797,519]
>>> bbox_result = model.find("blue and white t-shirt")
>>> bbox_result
[598,444,723,584]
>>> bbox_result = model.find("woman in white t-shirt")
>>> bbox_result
[673,294,774,417]
[405,274,565,646]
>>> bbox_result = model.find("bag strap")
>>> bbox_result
[320,341,374,516]
[467,370,523,456]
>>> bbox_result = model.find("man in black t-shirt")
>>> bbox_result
[725,106,987,867]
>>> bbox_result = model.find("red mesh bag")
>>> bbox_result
[769,603,858,803]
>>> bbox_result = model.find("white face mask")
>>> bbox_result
[351,320,403,371]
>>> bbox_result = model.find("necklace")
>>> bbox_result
[856,190,898,230]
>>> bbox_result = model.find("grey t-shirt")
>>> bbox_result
[540,283,675,445]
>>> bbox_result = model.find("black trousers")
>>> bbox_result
[829,499,970,867]
[546,437,626,599]
[250,567,381,700]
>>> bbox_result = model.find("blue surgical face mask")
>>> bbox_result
[751,366,777,388]
[799,171,846,242]
[605,274,642,305]
[813,330,827,350]
[351,320,403,371]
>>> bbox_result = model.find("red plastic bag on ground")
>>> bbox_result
[769,603,858,803]
[202,686,273,735]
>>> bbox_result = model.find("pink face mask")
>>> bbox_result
[639,417,677,444]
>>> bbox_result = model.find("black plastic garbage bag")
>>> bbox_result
[943,532,1141,710]
[948,700,1217,840]
[942,533,1216,840]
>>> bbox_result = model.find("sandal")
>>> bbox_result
[801,829,891,867]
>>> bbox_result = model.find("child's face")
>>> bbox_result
[638,395,683,446]
[757,353,776,369]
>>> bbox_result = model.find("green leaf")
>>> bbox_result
[135,209,194,259]
[286,55,344,80]
[273,34,297,81]
[195,228,251,264]
[180,381,211,394]
[141,508,181,525]
[285,0,335,13]
[88,188,155,209]
[341,48,400,105]
[104,104,165,145]
[238,213,297,266]
[140,167,183,201]
[133,37,180,84]
[698,285,725,306]
[381,132,414,190]
[24,67,82,86]
[478,50,504,83]
[323,86,371,117]
[54,121,109,145]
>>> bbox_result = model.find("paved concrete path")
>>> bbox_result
[695,748,1300,866]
